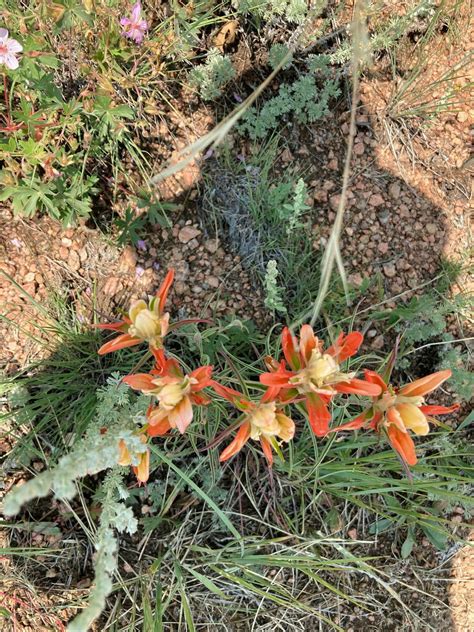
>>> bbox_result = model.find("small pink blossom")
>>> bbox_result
[0,28,22,70]
[120,3,148,44]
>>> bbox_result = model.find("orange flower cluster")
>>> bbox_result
[96,269,459,482]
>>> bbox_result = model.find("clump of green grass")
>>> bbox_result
[386,0,473,121]
[201,138,326,316]
[371,264,473,400]
[2,282,472,629]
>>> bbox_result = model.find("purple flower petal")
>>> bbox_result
[131,2,142,22]
[135,266,145,278]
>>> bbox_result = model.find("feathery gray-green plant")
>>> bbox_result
[2,375,146,517]
[67,468,138,632]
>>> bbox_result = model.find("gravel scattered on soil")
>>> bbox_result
[0,206,266,371]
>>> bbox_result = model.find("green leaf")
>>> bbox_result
[150,445,242,542]
[421,521,448,550]
[369,518,394,535]
[174,562,196,632]
[0,607,11,619]
[185,567,228,599]
[36,54,60,69]
[114,208,147,246]
[456,410,473,432]
[401,529,415,558]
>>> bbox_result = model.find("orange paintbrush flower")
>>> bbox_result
[95,269,174,355]
[118,433,150,483]
[123,351,213,436]
[260,325,381,437]
[211,382,295,466]
[331,369,459,467]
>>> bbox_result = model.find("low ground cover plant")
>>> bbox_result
[3,269,466,630]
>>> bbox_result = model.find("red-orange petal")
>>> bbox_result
[190,392,211,406]
[151,348,167,374]
[330,411,370,432]
[259,370,293,387]
[260,437,273,466]
[98,333,141,355]
[211,381,250,410]
[156,269,175,314]
[261,386,282,403]
[219,421,251,462]
[299,324,317,364]
[282,327,301,370]
[419,403,459,416]
[334,378,382,397]
[363,369,388,391]
[306,392,331,437]
[328,331,364,362]
[164,358,183,379]
[190,365,213,390]
[387,425,417,466]
[399,369,452,397]
[147,418,172,436]
[123,373,157,391]
[264,355,281,372]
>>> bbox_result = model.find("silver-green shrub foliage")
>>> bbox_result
[67,468,137,632]
[239,55,340,140]
[189,49,236,100]
[3,375,146,515]
[264,259,287,314]
[2,375,147,632]
[233,0,310,24]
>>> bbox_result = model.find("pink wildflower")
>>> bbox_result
[0,29,22,70]
[120,3,148,44]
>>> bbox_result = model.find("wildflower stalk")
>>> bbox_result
[295,0,371,329]
[67,469,137,632]
[2,377,147,516]
[3,73,11,126]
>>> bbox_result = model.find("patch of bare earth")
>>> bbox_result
[449,531,474,632]
[0,208,266,373]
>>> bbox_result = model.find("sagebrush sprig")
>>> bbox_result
[239,55,340,140]
[264,259,287,314]
[67,468,137,632]
[284,177,309,234]
[2,376,146,517]
[233,0,309,24]
[189,49,236,101]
